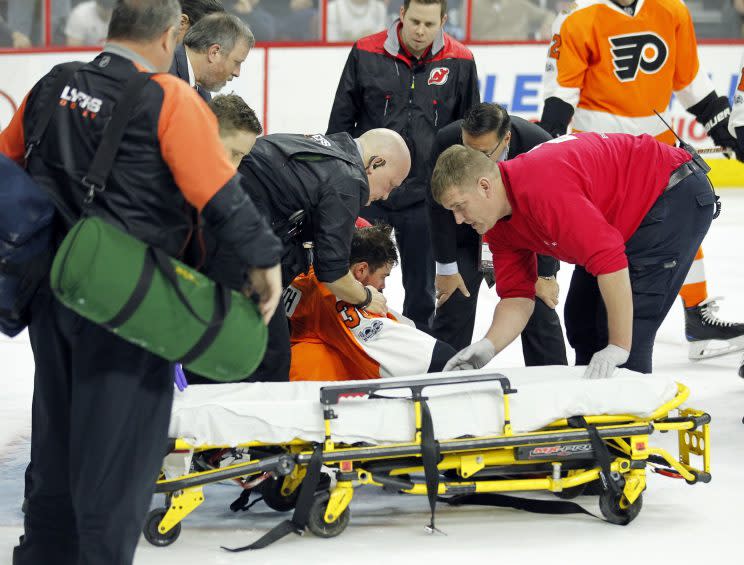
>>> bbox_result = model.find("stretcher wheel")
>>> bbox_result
[307,492,350,538]
[260,476,300,512]
[598,491,643,525]
[143,508,181,547]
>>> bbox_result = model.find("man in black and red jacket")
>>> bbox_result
[327,0,480,331]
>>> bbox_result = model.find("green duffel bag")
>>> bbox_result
[50,216,267,382]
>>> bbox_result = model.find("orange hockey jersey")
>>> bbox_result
[284,268,439,381]
[543,0,714,144]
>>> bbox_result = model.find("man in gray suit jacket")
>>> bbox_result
[169,12,254,102]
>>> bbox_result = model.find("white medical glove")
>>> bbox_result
[443,338,497,372]
[583,344,630,380]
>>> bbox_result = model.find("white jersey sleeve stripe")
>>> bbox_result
[674,65,715,110]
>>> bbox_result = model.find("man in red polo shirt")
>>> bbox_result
[431,132,717,378]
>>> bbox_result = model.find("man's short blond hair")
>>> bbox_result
[431,145,497,204]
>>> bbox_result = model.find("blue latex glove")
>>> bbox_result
[174,363,188,391]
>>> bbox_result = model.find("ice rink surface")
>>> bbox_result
[1,190,743,565]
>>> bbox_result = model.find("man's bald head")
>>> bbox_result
[357,128,411,204]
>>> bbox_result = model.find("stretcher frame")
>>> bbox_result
[144,373,711,546]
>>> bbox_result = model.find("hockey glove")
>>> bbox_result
[443,338,497,372]
[583,344,629,380]
[688,92,740,158]
[537,97,574,138]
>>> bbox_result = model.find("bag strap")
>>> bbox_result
[24,62,85,160]
[149,247,230,328]
[82,71,153,202]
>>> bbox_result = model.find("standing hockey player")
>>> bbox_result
[539,0,744,363]
[327,0,480,331]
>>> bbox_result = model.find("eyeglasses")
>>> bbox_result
[479,139,505,159]
[480,145,500,158]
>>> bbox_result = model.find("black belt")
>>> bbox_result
[664,162,696,192]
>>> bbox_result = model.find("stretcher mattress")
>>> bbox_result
[168,366,678,446]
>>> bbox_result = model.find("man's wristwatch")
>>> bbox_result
[356,286,373,309]
[538,275,556,281]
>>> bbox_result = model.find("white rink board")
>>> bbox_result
[1,44,743,149]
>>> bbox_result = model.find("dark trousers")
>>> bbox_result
[431,244,568,366]
[361,200,435,330]
[564,166,715,373]
[14,285,173,565]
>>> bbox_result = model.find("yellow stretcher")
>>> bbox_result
[143,372,711,547]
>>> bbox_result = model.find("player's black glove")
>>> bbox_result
[688,92,742,160]
[537,97,574,138]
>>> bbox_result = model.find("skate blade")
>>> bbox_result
[688,336,744,360]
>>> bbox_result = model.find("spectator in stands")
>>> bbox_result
[6,0,69,45]
[0,14,30,47]
[176,0,225,43]
[327,0,387,42]
[65,0,115,46]
[734,0,744,37]
[228,0,277,41]
[266,0,319,40]
[471,0,553,40]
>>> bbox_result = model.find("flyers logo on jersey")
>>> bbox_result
[428,67,450,86]
[608,33,668,82]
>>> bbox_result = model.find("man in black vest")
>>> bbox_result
[234,128,411,382]
[170,11,251,102]
[428,103,568,366]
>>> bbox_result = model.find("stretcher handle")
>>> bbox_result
[320,373,516,406]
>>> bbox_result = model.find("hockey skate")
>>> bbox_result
[738,355,744,379]
[685,297,744,360]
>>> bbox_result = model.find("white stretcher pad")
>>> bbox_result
[168,366,679,447]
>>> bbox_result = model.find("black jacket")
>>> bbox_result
[14,52,280,270]
[327,20,480,210]
[169,44,211,102]
[426,116,560,277]
[238,133,370,283]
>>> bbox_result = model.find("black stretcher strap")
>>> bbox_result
[569,416,620,496]
[441,492,599,519]
[222,444,324,552]
[419,396,442,533]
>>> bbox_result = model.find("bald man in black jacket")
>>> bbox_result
[427,104,568,366]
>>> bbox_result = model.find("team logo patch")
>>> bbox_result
[427,67,450,86]
[307,133,331,147]
[357,319,383,342]
[608,32,668,82]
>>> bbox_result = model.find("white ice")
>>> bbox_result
[2,191,743,565]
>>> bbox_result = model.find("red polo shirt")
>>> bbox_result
[484,132,691,299]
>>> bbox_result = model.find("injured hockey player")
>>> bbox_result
[284,224,455,381]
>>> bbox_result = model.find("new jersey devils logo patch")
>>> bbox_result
[428,67,450,86]
[608,32,668,82]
